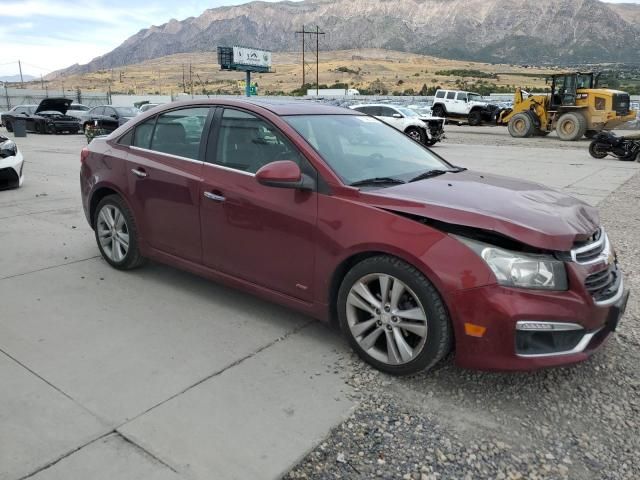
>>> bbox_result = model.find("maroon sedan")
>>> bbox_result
[80,100,628,375]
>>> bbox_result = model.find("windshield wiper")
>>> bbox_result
[409,167,467,183]
[350,177,406,187]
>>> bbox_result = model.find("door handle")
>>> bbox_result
[131,168,148,178]
[204,191,226,202]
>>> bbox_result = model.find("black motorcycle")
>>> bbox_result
[588,131,640,161]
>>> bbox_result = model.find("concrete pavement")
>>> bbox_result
[1,127,638,480]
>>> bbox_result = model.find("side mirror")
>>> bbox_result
[255,160,314,190]
[392,113,402,118]
[111,114,118,119]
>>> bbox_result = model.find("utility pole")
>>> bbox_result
[295,25,325,94]
[40,74,44,90]
[18,60,24,86]
[182,64,186,93]
[189,63,193,97]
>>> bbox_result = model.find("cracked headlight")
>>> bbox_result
[455,236,568,291]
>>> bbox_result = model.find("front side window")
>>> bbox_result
[285,115,450,185]
[457,93,468,102]
[213,109,303,173]
[149,107,210,160]
[115,107,139,117]
[379,107,397,117]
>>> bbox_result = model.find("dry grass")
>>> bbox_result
[38,49,556,95]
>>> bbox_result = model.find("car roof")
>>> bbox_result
[155,99,360,116]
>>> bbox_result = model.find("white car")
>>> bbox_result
[0,135,24,189]
[349,104,431,144]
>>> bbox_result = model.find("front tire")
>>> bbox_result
[94,195,145,270]
[468,110,482,126]
[556,112,587,141]
[337,255,452,376]
[405,127,425,144]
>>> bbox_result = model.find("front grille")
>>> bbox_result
[585,263,620,303]
[613,93,630,116]
[571,228,606,264]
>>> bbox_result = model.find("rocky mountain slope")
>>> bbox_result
[56,0,640,76]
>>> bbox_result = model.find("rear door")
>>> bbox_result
[199,107,317,301]
[125,106,213,262]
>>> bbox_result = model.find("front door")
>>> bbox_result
[200,108,317,301]
[125,106,212,262]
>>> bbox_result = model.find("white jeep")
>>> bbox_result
[349,104,438,145]
[432,90,499,126]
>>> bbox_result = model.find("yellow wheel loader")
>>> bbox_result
[497,72,637,141]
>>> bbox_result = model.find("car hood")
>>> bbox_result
[362,170,599,251]
[35,98,72,115]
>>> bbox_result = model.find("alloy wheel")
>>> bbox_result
[96,204,130,262]
[408,129,421,141]
[346,273,428,365]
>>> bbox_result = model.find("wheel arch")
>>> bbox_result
[327,247,448,326]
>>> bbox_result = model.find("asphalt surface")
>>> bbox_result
[1,126,638,480]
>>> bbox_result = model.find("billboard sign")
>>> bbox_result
[232,46,272,69]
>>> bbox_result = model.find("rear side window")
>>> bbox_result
[446,91,456,100]
[149,107,210,160]
[435,91,445,99]
[133,117,156,149]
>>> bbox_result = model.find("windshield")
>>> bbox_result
[115,107,139,116]
[284,114,451,186]
[468,93,483,102]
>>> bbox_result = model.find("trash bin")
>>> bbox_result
[13,119,26,138]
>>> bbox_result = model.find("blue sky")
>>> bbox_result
[0,0,637,77]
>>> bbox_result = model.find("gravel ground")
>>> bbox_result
[443,125,638,149]
[284,172,640,480]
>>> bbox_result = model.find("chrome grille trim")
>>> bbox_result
[571,228,609,265]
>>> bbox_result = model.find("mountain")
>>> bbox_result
[0,74,36,82]
[55,0,640,76]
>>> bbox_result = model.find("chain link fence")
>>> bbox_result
[0,86,109,110]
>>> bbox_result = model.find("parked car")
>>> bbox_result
[66,103,90,124]
[0,134,24,189]
[432,89,500,126]
[1,105,37,127]
[3,98,80,134]
[80,99,628,375]
[405,105,447,145]
[81,105,139,133]
[349,104,440,145]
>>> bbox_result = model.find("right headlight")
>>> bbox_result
[454,235,568,291]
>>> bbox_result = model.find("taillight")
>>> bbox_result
[80,147,89,164]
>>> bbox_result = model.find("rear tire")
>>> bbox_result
[93,195,145,270]
[337,255,452,376]
[5,121,13,132]
[556,112,587,141]
[588,141,608,159]
[405,127,425,144]
[432,104,445,118]
[508,113,535,138]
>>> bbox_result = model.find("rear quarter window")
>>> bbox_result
[435,91,445,99]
